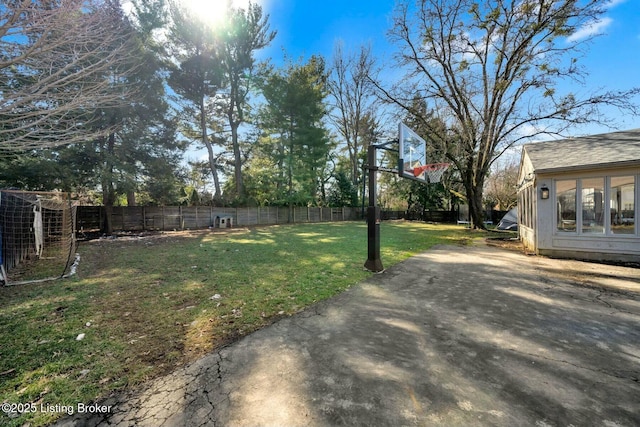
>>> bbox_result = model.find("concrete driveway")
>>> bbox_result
[56,242,640,427]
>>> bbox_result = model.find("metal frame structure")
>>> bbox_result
[363,141,398,272]
[363,123,449,272]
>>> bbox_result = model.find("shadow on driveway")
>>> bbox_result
[56,243,640,427]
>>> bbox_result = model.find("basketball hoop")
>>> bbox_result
[412,163,450,183]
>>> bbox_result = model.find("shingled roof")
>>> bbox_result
[523,128,640,173]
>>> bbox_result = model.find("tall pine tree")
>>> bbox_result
[254,56,331,210]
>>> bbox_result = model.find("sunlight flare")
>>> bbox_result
[181,0,228,27]
[180,0,258,28]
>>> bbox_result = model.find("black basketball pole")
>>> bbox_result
[364,144,383,272]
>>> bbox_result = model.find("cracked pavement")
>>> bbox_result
[53,243,640,426]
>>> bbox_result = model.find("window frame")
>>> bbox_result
[608,175,637,235]
[555,179,577,233]
[552,174,638,237]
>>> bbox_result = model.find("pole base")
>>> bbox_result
[364,258,384,273]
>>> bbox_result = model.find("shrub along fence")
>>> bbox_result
[77,206,363,233]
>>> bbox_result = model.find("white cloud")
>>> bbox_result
[604,0,627,9]
[567,17,613,43]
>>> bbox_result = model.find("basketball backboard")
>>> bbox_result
[398,122,427,182]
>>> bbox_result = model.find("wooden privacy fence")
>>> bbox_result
[77,206,362,232]
[423,210,458,223]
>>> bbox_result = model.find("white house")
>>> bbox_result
[517,129,640,263]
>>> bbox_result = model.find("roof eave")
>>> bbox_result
[534,159,640,175]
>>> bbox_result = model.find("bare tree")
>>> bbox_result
[484,158,519,211]
[328,43,379,191]
[0,0,138,153]
[376,0,640,229]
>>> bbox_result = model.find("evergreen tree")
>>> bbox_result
[167,1,225,200]
[216,2,275,200]
[255,56,331,209]
[0,0,140,152]
[87,1,181,232]
[0,0,183,229]
[328,171,359,207]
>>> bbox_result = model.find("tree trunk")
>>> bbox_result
[465,176,486,230]
[211,164,222,202]
[102,205,113,236]
[231,121,244,198]
[468,189,485,230]
[199,97,222,201]
[127,191,136,207]
[102,132,117,235]
[226,81,245,200]
[287,128,294,223]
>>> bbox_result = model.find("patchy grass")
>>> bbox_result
[0,221,482,426]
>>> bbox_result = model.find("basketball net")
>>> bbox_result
[412,163,450,183]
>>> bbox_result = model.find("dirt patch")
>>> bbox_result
[78,227,251,243]
[485,236,529,254]
[484,237,640,294]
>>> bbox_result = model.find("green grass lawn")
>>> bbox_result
[0,221,485,426]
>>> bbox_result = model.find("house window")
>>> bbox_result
[527,185,534,228]
[581,178,604,234]
[610,176,635,234]
[517,184,535,229]
[556,180,576,232]
[554,175,637,236]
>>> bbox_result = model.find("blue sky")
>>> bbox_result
[184,0,640,165]
[257,0,640,136]
[260,0,393,63]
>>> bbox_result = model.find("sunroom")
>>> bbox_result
[517,129,640,263]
